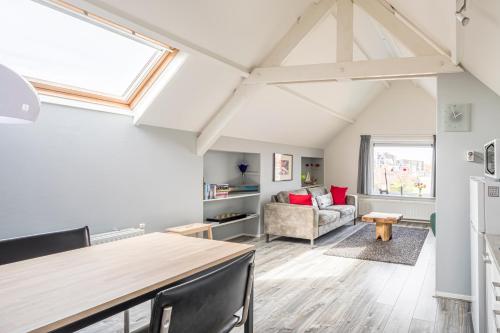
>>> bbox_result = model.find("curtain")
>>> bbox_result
[357,135,371,195]
[432,134,437,197]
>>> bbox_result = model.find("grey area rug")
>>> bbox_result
[324,224,429,266]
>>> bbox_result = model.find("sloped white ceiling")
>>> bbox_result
[78,0,446,149]
[85,0,315,69]
[387,0,500,97]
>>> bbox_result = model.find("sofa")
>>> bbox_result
[264,186,358,247]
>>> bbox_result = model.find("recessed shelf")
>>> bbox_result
[203,192,260,202]
[205,214,259,228]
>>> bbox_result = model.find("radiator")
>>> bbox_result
[90,226,145,245]
[358,197,435,221]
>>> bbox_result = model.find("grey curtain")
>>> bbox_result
[357,135,371,195]
[432,134,436,197]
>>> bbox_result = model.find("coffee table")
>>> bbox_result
[361,212,403,241]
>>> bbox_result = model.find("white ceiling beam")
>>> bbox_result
[196,85,263,156]
[276,86,355,124]
[262,0,338,66]
[196,0,338,155]
[353,0,437,56]
[244,56,463,85]
[336,0,354,62]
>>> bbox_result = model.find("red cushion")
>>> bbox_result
[331,186,348,205]
[289,193,313,206]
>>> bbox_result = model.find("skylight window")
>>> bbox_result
[0,0,177,108]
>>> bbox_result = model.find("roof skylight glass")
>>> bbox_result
[0,0,176,107]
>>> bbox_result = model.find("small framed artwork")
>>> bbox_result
[273,153,293,182]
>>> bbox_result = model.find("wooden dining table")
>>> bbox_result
[0,232,254,333]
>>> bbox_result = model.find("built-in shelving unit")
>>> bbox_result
[206,213,260,229]
[301,156,324,187]
[203,192,260,202]
[202,150,261,240]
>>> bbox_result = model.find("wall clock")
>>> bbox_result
[442,103,471,132]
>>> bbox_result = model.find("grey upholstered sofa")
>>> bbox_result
[264,186,358,247]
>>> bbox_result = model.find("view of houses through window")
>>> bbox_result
[372,143,434,198]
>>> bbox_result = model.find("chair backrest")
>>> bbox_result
[149,251,255,333]
[0,226,91,265]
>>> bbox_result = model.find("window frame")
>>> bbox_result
[17,0,178,109]
[369,137,435,199]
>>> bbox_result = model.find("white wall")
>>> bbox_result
[0,102,324,241]
[324,81,437,192]
[436,71,500,297]
[0,103,203,238]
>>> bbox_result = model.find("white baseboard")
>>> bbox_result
[222,233,261,241]
[435,291,472,302]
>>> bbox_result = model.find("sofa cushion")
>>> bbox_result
[316,193,333,209]
[276,189,308,203]
[318,210,340,226]
[307,186,328,198]
[289,193,313,206]
[323,205,356,218]
[331,186,348,205]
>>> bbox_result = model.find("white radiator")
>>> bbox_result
[358,197,435,221]
[90,226,145,245]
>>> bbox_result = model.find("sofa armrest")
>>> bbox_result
[346,194,358,218]
[264,203,319,239]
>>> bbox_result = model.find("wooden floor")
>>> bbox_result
[80,222,473,333]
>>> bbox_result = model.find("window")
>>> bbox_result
[0,0,177,108]
[371,141,434,198]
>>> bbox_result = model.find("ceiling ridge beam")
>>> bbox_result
[244,56,463,85]
[196,0,338,156]
[353,0,438,57]
[336,0,354,63]
[276,86,355,124]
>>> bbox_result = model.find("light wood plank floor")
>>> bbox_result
[80,222,472,333]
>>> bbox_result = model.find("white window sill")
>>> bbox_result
[359,194,436,202]
[40,94,134,117]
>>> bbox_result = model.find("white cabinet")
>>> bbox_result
[485,245,500,332]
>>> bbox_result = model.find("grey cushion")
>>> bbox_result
[316,193,333,209]
[323,205,356,218]
[307,186,328,198]
[318,210,340,226]
[276,189,308,203]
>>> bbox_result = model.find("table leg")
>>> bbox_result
[207,226,213,240]
[244,286,254,333]
[376,223,392,241]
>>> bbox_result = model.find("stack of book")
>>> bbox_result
[204,183,230,200]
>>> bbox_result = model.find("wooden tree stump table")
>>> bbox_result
[361,212,403,241]
[165,223,213,240]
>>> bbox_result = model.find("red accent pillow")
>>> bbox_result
[331,186,348,205]
[289,193,313,206]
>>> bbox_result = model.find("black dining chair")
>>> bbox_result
[0,226,91,265]
[133,250,255,333]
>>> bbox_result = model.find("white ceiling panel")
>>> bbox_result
[222,86,347,148]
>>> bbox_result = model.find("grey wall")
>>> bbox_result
[212,136,323,237]
[0,103,203,238]
[436,72,500,296]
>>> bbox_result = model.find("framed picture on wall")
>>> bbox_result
[273,153,293,181]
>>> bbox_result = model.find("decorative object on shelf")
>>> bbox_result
[442,103,471,132]
[274,153,293,182]
[237,161,249,184]
[305,171,312,184]
[206,212,249,223]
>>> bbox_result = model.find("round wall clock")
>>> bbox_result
[442,103,471,132]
